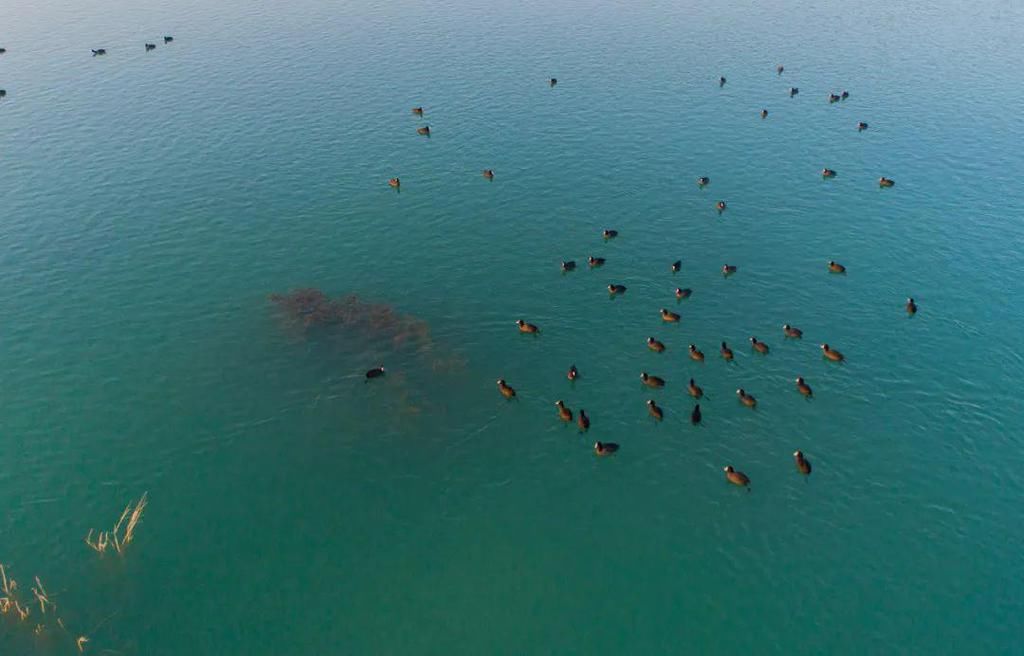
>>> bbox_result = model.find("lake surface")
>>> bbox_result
[2,0,1023,653]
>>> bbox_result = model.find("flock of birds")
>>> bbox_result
[374,66,921,491]
[1,41,917,490]
[0,38,175,100]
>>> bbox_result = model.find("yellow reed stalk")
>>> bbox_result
[86,492,148,556]
[31,576,54,614]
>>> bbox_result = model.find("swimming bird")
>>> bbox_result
[760,109,768,119]
[388,178,400,188]
[720,341,734,361]
[822,168,837,178]
[0,89,6,99]
[794,450,812,475]
[671,260,682,273]
[555,400,573,422]
[750,336,769,354]
[841,90,849,100]
[647,399,664,421]
[857,121,869,131]
[879,177,895,187]
[661,308,681,323]
[0,48,6,54]
[497,378,516,399]
[163,36,174,43]
[578,409,590,432]
[906,297,918,315]
[821,343,844,361]
[675,287,692,299]
[603,229,619,239]
[594,441,619,456]
[640,372,665,388]
[828,93,841,103]
[647,337,666,353]
[561,260,577,272]
[92,48,107,56]
[777,64,784,75]
[417,126,431,136]
[516,319,540,334]
[145,43,156,51]
[588,256,606,267]
[795,376,813,397]
[549,78,558,87]
[412,107,424,115]
[717,200,727,213]
[783,324,803,338]
[736,388,757,408]
[688,378,703,399]
[365,365,385,380]
[828,260,846,274]
[719,76,727,86]
[688,344,704,362]
[608,283,627,296]
[567,364,578,381]
[789,87,799,97]
[482,169,495,180]
[724,465,750,488]
[691,404,702,425]
[722,264,737,276]
[697,176,710,187]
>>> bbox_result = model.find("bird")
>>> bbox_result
[555,400,573,422]
[561,260,577,272]
[594,441,619,456]
[906,298,918,315]
[717,200,727,213]
[482,169,495,180]
[697,176,710,187]
[794,450,812,476]
[671,260,682,273]
[647,399,664,421]
[760,109,768,119]
[675,287,692,300]
[828,260,847,274]
[661,308,681,322]
[163,36,174,43]
[588,256,606,267]
[720,341,734,361]
[777,64,784,75]
[388,178,400,188]
[608,284,627,296]
[691,404,702,425]
[516,319,540,334]
[736,388,757,408]
[603,229,619,239]
[417,126,431,136]
[549,78,558,87]
[640,372,665,388]
[145,43,156,51]
[578,409,590,432]
[724,465,750,488]
[879,177,895,187]
[783,324,803,338]
[688,345,705,362]
[91,48,107,56]
[789,87,799,97]
[647,337,666,353]
[750,336,769,354]
[822,168,837,178]
[688,378,704,399]
[821,344,845,362]
[857,121,869,131]
[567,364,578,381]
[365,365,385,380]
[412,107,424,115]
[496,379,516,399]
[722,264,737,276]
[719,76,727,86]
[795,377,813,397]
[828,93,841,103]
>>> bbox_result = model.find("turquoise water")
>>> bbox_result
[2,0,1024,653]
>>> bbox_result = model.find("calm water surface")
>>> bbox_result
[2,0,1023,653]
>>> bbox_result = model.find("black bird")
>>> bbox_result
[365,365,385,380]
[164,36,174,43]
[671,260,681,273]
[145,43,156,51]
[561,260,576,272]
[691,404,702,425]
[549,78,558,87]
[789,87,799,97]
[92,48,107,56]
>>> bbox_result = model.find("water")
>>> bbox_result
[2,0,1024,652]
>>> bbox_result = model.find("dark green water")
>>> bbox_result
[2,0,1023,653]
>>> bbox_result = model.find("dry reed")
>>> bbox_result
[85,492,148,556]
